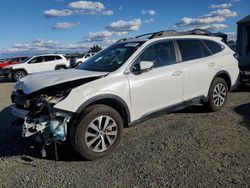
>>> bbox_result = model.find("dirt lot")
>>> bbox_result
[0,76,250,188]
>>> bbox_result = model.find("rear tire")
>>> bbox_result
[204,77,228,112]
[13,70,26,82]
[55,66,66,70]
[71,104,123,160]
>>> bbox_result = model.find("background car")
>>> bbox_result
[2,54,70,81]
[239,55,250,83]
[70,52,96,68]
[0,56,29,76]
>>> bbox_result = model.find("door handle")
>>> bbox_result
[208,62,215,67]
[172,70,183,76]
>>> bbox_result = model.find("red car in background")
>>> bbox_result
[0,57,29,76]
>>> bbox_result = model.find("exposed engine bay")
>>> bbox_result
[11,89,73,158]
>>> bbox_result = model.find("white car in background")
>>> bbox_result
[75,52,95,65]
[3,54,70,81]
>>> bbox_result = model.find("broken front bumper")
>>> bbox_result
[11,105,71,141]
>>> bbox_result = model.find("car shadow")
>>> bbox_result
[0,106,83,161]
[0,76,13,83]
[234,103,250,130]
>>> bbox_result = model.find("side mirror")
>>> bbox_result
[139,61,154,72]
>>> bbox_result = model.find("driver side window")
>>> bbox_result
[132,40,176,72]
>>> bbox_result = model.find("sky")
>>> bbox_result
[0,0,249,58]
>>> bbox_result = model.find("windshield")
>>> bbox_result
[78,41,144,72]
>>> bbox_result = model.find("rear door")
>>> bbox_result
[177,39,217,100]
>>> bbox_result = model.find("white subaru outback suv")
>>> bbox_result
[10,29,239,160]
[3,54,69,81]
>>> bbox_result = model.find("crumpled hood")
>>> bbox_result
[14,69,108,94]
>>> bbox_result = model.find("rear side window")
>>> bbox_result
[203,40,224,54]
[200,41,212,57]
[44,56,55,62]
[177,40,203,61]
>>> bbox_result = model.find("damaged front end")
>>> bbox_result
[11,88,73,157]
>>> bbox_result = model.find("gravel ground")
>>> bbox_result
[0,76,250,188]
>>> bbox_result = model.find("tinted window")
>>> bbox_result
[178,39,203,61]
[200,41,212,57]
[55,56,62,60]
[44,56,55,62]
[29,57,43,64]
[203,40,224,54]
[85,54,91,58]
[134,41,176,69]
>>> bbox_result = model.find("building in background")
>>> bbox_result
[237,15,250,57]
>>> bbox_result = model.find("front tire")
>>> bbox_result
[71,104,123,160]
[205,77,229,112]
[13,70,26,82]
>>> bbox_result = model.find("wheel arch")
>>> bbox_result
[55,64,67,69]
[214,70,232,90]
[12,68,28,75]
[76,94,131,126]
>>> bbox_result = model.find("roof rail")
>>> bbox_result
[116,37,134,43]
[179,29,212,36]
[116,29,213,43]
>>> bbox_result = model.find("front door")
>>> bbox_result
[127,40,184,121]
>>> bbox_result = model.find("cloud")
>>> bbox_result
[105,19,142,32]
[118,6,123,10]
[174,8,237,30]
[85,31,127,42]
[210,3,232,9]
[144,18,154,23]
[52,22,80,29]
[204,9,237,18]
[199,24,228,31]
[141,9,156,16]
[44,1,113,18]
[0,39,93,54]
[68,1,105,11]
[44,9,73,18]
[175,16,225,27]
[102,10,114,16]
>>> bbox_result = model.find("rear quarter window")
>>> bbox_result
[203,40,225,55]
[55,56,62,60]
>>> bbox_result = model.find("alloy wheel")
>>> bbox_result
[213,83,227,107]
[85,115,118,153]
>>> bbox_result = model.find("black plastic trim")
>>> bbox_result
[128,96,206,127]
[214,70,232,90]
[75,94,131,123]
